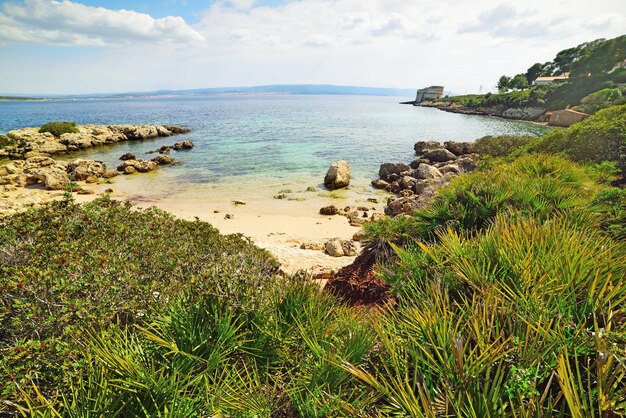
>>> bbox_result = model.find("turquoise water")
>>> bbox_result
[0,95,549,199]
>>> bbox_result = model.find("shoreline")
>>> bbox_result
[414,100,551,125]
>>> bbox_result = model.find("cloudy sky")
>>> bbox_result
[0,0,624,95]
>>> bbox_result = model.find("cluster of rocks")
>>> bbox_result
[300,238,360,257]
[0,156,114,192]
[0,124,190,160]
[0,124,193,193]
[372,140,480,217]
[116,150,182,175]
[319,204,384,227]
[146,140,194,154]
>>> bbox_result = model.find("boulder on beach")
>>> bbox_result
[324,160,350,190]
[26,166,70,190]
[320,205,339,215]
[371,179,389,190]
[325,239,345,257]
[120,152,136,161]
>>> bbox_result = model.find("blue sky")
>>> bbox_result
[74,0,287,23]
[0,0,624,95]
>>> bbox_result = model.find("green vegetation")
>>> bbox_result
[0,134,15,149]
[439,35,626,113]
[2,105,626,416]
[0,96,40,101]
[38,121,80,137]
[474,135,538,157]
[531,104,626,171]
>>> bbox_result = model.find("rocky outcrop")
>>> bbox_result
[324,160,350,190]
[67,160,106,181]
[1,124,190,159]
[372,140,481,217]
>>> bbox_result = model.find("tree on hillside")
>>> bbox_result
[510,74,530,90]
[497,75,511,93]
[525,63,545,83]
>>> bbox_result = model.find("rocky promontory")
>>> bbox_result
[417,101,547,122]
[0,124,192,214]
[0,124,190,160]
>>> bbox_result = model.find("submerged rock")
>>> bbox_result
[173,141,194,150]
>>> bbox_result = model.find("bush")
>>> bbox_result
[38,121,79,137]
[590,187,626,240]
[0,134,14,149]
[352,213,626,415]
[475,135,539,157]
[0,197,280,400]
[531,104,626,172]
[575,86,626,114]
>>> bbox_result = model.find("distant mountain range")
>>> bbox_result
[1,84,417,100]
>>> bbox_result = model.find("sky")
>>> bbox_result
[0,0,624,95]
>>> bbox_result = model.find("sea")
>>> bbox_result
[0,95,549,208]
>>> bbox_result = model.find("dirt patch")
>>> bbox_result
[324,249,392,306]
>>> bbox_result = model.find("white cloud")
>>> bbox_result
[0,0,624,95]
[0,0,204,46]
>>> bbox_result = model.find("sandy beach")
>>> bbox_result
[1,174,388,274]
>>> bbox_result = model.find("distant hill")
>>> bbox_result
[0,85,415,100]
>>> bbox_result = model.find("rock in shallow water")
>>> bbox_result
[324,160,350,190]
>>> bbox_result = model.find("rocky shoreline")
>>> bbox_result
[0,124,191,214]
[373,140,480,216]
[416,100,547,123]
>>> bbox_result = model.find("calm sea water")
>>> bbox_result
[0,95,549,200]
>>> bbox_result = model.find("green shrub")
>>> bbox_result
[38,121,79,137]
[590,187,626,240]
[0,197,279,400]
[530,104,626,172]
[475,134,539,157]
[575,86,626,114]
[349,213,626,416]
[0,134,14,148]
